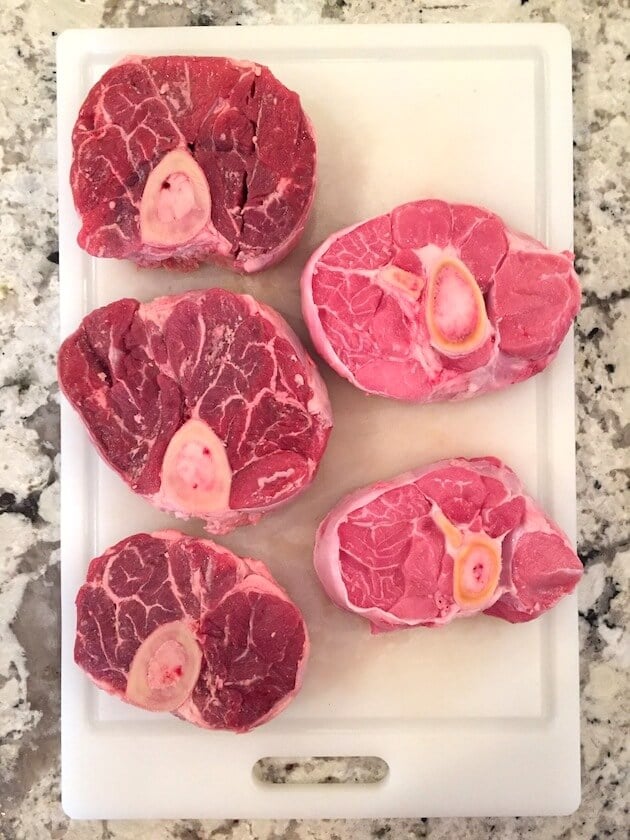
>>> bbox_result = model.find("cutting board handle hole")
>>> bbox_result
[253,756,389,785]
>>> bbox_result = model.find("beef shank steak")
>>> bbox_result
[301,200,581,401]
[314,457,582,631]
[75,530,308,731]
[71,56,316,272]
[58,288,332,533]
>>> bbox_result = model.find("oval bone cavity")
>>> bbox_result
[126,620,202,712]
[160,418,232,514]
[433,509,501,610]
[453,536,502,610]
[426,259,489,356]
[140,149,211,247]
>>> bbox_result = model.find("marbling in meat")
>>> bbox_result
[314,457,583,631]
[58,288,332,533]
[302,200,580,401]
[71,56,316,272]
[75,530,309,731]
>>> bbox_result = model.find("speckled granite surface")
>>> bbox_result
[0,0,628,837]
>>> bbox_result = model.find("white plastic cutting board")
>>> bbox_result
[57,24,580,819]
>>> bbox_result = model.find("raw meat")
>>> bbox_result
[75,530,309,731]
[301,200,581,401]
[58,288,332,533]
[71,56,316,272]
[314,457,582,631]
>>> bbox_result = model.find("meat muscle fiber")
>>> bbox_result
[58,288,332,534]
[314,457,583,631]
[301,200,581,401]
[75,530,309,732]
[71,56,316,272]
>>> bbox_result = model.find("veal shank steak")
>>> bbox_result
[75,530,308,731]
[314,457,583,631]
[71,56,316,272]
[301,200,580,401]
[58,288,332,533]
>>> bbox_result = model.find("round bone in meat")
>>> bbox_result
[313,457,583,632]
[126,620,202,712]
[58,288,332,534]
[301,200,580,402]
[139,149,211,247]
[74,530,309,732]
[71,56,316,272]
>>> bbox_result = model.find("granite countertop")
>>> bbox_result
[0,0,628,838]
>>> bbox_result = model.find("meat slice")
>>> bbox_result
[75,530,309,731]
[301,200,581,401]
[314,457,582,632]
[71,56,316,272]
[58,288,332,533]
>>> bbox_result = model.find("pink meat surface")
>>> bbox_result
[301,200,581,401]
[58,288,332,533]
[75,530,309,732]
[71,56,316,272]
[314,457,583,631]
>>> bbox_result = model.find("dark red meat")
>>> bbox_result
[71,56,316,272]
[75,530,309,731]
[58,288,332,533]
